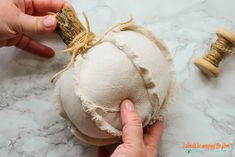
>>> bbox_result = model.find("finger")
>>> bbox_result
[31,0,64,14]
[24,0,34,15]
[16,0,26,13]
[15,35,54,58]
[143,121,164,149]
[32,11,55,16]
[18,13,57,33]
[97,146,110,157]
[32,2,75,16]
[120,100,143,146]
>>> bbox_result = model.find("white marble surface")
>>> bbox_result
[0,0,235,157]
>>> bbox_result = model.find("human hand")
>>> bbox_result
[0,0,66,58]
[98,100,164,157]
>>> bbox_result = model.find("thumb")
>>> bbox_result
[120,100,143,146]
[18,13,57,33]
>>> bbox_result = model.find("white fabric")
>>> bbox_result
[54,28,175,145]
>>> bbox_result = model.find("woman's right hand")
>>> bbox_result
[98,100,164,157]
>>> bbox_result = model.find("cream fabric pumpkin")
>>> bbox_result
[54,25,175,145]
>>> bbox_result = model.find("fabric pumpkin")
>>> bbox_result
[54,22,175,145]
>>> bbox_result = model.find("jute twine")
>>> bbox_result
[51,14,134,82]
[204,35,235,67]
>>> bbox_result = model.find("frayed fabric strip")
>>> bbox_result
[73,75,122,136]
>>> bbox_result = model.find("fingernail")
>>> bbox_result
[124,100,134,112]
[43,16,56,28]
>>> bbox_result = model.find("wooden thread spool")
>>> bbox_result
[194,28,235,77]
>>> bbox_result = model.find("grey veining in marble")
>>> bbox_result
[0,0,235,157]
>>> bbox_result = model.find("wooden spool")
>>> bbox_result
[194,28,235,77]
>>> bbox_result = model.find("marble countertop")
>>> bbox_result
[0,0,234,157]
